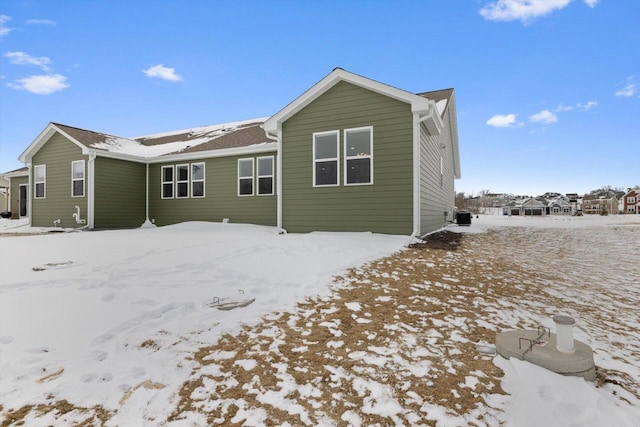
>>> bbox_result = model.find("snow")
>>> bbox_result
[1,215,639,425]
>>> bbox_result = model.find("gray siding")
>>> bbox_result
[31,133,89,228]
[281,81,414,234]
[148,153,277,227]
[9,175,29,218]
[419,106,456,235]
[94,157,146,229]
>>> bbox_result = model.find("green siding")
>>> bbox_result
[281,81,414,234]
[148,153,277,227]
[31,133,89,228]
[9,175,29,218]
[94,157,146,229]
[419,107,456,236]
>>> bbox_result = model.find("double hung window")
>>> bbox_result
[344,127,373,185]
[161,166,174,198]
[34,165,46,199]
[238,158,254,196]
[191,163,205,197]
[176,164,189,198]
[71,160,85,197]
[313,131,339,187]
[257,156,274,195]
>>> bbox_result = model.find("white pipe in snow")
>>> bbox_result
[554,314,576,353]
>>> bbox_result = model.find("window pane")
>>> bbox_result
[36,183,45,198]
[192,164,204,180]
[162,183,173,198]
[177,165,189,181]
[239,178,253,195]
[72,162,84,179]
[258,157,273,176]
[163,167,173,182]
[315,134,338,159]
[192,181,204,197]
[239,160,253,177]
[73,180,84,197]
[315,160,337,186]
[345,129,371,156]
[346,158,371,184]
[258,177,273,195]
[177,182,188,197]
[35,166,45,181]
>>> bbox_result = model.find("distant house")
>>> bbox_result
[582,195,618,215]
[3,68,461,236]
[503,197,546,216]
[622,188,640,214]
[547,198,573,215]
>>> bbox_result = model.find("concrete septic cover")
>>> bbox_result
[496,329,596,381]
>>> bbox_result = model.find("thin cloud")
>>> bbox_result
[486,113,521,128]
[554,105,574,112]
[577,101,598,110]
[530,110,558,124]
[5,51,52,72]
[7,74,69,95]
[26,19,57,26]
[480,0,598,23]
[615,77,637,98]
[0,14,12,38]
[143,64,182,82]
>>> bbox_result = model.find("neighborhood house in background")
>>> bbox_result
[0,68,460,237]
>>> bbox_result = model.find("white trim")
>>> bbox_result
[176,164,189,198]
[18,183,28,218]
[71,160,85,198]
[238,158,254,197]
[256,156,274,196]
[34,164,46,199]
[144,143,278,164]
[264,68,434,134]
[343,126,373,186]
[161,165,174,199]
[412,113,421,239]
[312,130,340,187]
[87,154,95,229]
[145,164,149,221]
[191,162,206,198]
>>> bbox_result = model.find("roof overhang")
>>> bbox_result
[263,68,442,134]
[19,123,92,164]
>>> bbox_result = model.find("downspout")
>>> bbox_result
[265,128,283,233]
[145,163,149,222]
[409,112,421,245]
[26,162,32,226]
[87,153,96,229]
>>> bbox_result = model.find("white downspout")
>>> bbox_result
[145,163,149,222]
[26,162,32,226]
[409,112,421,244]
[88,153,96,229]
[265,128,283,233]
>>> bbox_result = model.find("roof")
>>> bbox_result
[417,88,454,118]
[1,166,29,177]
[19,118,273,163]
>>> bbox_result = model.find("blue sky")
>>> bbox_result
[1,0,638,196]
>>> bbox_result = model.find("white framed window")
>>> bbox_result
[628,197,636,204]
[161,165,174,199]
[176,164,189,198]
[313,130,339,187]
[34,164,46,199]
[71,160,85,197]
[257,156,274,196]
[344,126,373,186]
[191,163,205,198]
[238,158,254,196]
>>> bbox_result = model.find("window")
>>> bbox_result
[257,156,274,195]
[176,164,189,198]
[628,197,636,204]
[191,163,205,197]
[34,165,46,199]
[161,166,174,199]
[313,131,339,187]
[71,160,85,197]
[238,158,254,196]
[344,127,372,185]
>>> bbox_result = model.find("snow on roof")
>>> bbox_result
[89,117,271,158]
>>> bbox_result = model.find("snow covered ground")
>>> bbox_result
[0,215,639,426]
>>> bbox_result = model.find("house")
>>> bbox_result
[582,195,618,215]
[4,68,460,236]
[0,166,29,218]
[622,187,640,214]
[503,197,546,216]
[547,198,573,215]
